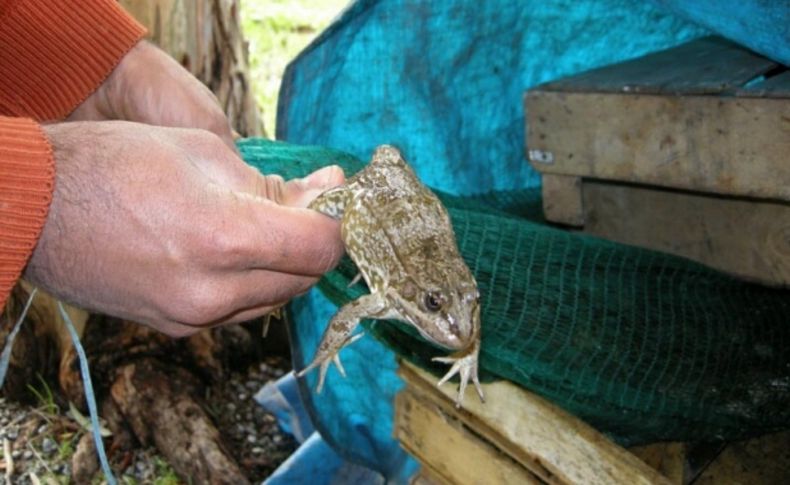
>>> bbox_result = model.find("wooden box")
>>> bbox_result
[525,36,790,286]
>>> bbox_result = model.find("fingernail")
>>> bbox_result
[306,165,345,189]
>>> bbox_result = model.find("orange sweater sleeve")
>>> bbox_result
[0,0,146,310]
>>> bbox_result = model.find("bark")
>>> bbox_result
[110,358,250,485]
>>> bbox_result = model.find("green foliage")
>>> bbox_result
[152,457,181,485]
[27,374,58,415]
[240,0,347,135]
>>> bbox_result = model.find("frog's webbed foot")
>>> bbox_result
[432,343,484,407]
[297,293,385,393]
[297,332,364,393]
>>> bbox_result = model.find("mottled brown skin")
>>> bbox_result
[297,145,484,406]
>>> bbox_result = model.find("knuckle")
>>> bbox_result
[166,281,231,327]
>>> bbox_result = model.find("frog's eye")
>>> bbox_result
[424,292,444,312]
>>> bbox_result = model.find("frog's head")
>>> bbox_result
[393,280,481,350]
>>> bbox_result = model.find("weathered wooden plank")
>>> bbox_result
[526,91,790,201]
[397,361,671,485]
[395,390,542,485]
[541,174,584,226]
[581,181,790,286]
[539,37,777,95]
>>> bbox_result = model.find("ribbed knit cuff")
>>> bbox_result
[0,0,146,121]
[0,117,54,310]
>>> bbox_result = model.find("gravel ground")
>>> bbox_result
[0,356,297,484]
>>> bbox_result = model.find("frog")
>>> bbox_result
[297,145,484,407]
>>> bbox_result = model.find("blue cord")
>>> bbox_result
[0,287,37,389]
[57,302,117,485]
[1,291,117,484]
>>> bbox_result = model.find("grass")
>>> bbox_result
[27,374,59,415]
[241,0,349,136]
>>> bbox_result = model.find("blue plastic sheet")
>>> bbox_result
[272,0,785,480]
[652,0,790,66]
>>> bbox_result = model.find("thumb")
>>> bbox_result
[302,165,345,191]
[282,165,345,208]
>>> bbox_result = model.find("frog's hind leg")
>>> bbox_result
[308,186,350,220]
[297,293,387,393]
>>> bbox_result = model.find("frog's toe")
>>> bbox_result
[332,354,346,377]
[347,273,363,288]
[432,353,485,407]
[314,360,330,394]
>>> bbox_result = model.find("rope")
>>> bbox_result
[0,290,116,485]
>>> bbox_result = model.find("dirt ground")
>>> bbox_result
[1,354,296,484]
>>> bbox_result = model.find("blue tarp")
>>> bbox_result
[266,0,787,482]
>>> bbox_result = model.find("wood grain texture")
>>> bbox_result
[582,181,790,286]
[526,91,790,200]
[397,361,671,485]
[541,174,584,226]
[395,390,541,485]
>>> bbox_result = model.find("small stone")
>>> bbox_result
[226,403,237,412]
[42,437,57,454]
[251,446,264,454]
[22,449,33,460]
[11,450,21,459]
[5,429,17,441]
[246,435,257,444]
[245,380,260,390]
[37,424,48,434]
[237,392,248,401]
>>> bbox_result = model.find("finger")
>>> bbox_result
[215,196,344,276]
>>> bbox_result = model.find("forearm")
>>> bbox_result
[0,0,146,121]
[0,116,54,309]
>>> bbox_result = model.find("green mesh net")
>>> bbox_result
[240,138,790,446]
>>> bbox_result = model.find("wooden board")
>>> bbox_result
[582,181,790,286]
[541,174,584,226]
[539,37,779,96]
[526,92,790,201]
[396,389,542,485]
[525,35,790,202]
[395,361,671,485]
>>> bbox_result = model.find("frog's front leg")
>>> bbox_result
[297,293,387,393]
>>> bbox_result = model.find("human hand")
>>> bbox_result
[25,121,344,337]
[68,41,237,150]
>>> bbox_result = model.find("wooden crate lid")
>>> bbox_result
[538,36,783,96]
[525,36,790,201]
